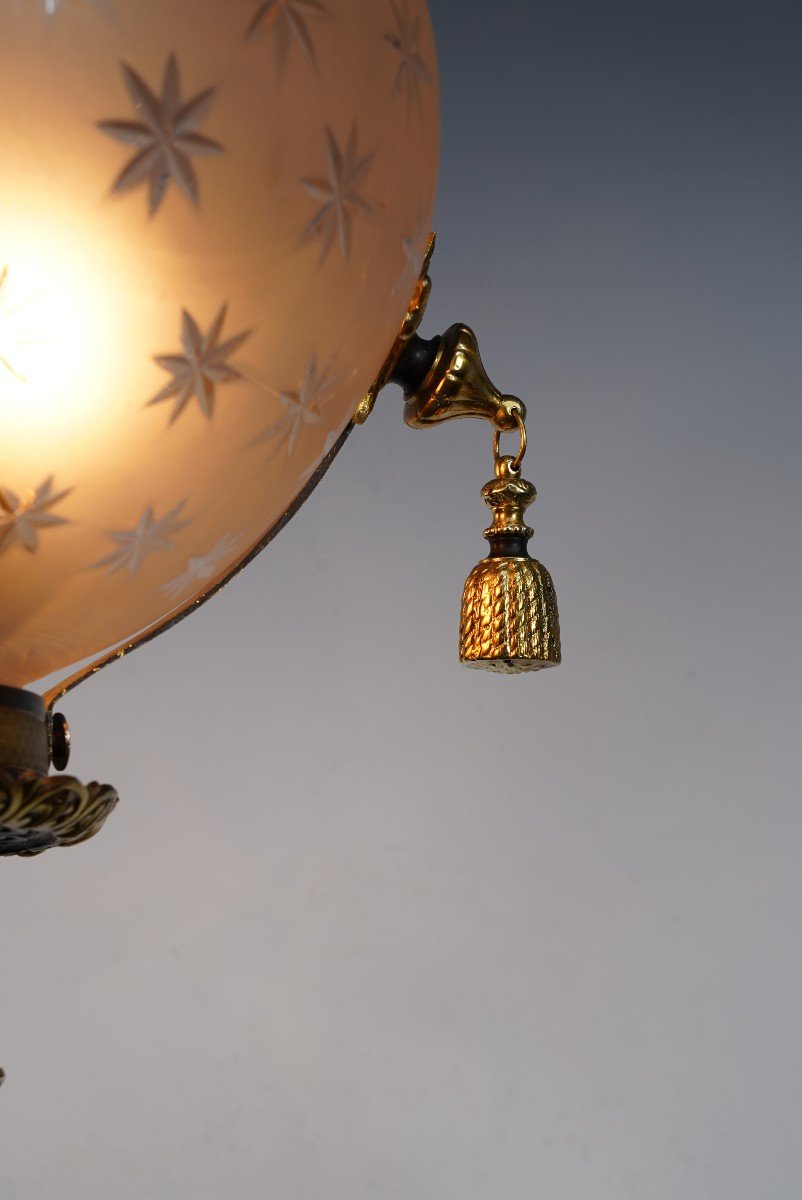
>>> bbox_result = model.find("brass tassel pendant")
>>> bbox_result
[460,423,561,673]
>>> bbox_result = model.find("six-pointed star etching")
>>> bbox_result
[384,0,433,123]
[251,354,340,465]
[245,0,327,65]
[160,531,245,602]
[301,124,375,264]
[149,305,251,425]
[98,54,224,215]
[93,500,191,577]
[0,476,72,556]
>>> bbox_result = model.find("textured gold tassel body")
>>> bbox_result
[460,447,561,674]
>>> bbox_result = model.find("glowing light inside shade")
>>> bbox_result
[0,225,118,440]
[0,0,439,690]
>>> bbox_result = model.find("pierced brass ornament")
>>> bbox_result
[0,769,118,858]
[459,424,561,674]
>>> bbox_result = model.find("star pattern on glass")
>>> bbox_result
[0,265,43,383]
[384,0,433,123]
[0,476,72,556]
[301,124,375,264]
[92,499,191,577]
[98,55,224,215]
[160,532,245,602]
[251,354,340,465]
[149,305,251,425]
[245,0,327,66]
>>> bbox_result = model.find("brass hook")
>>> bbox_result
[493,409,527,474]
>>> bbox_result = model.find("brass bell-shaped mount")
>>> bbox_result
[460,420,561,673]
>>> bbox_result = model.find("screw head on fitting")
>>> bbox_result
[50,712,71,772]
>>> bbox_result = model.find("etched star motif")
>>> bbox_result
[98,55,224,215]
[160,532,245,602]
[245,0,326,66]
[0,476,72,556]
[384,0,433,123]
[92,500,191,577]
[149,305,251,425]
[301,124,374,264]
[251,354,340,465]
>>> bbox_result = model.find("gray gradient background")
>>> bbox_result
[2,1,802,1196]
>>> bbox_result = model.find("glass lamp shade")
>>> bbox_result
[0,0,438,689]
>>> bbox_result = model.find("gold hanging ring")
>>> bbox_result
[493,410,527,473]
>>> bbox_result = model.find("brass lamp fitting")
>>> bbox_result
[356,237,562,674]
[354,240,524,435]
[399,323,526,434]
[0,686,117,857]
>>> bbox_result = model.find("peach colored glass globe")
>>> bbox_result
[0,0,438,688]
